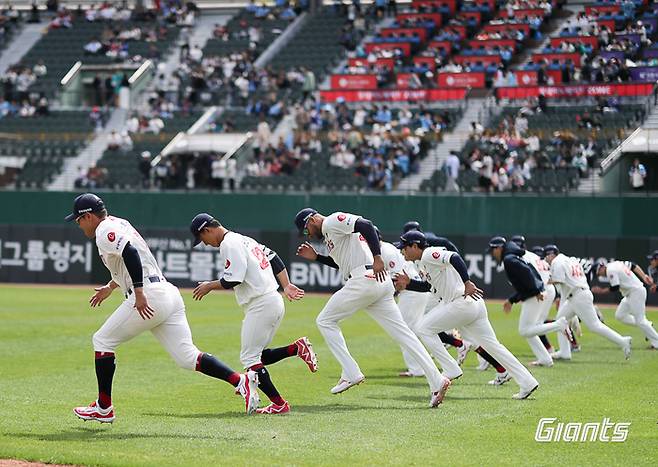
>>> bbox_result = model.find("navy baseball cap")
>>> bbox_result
[402,221,422,234]
[510,235,526,248]
[487,236,506,252]
[544,244,560,256]
[647,250,658,260]
[294,208,317,235]
[190,213,216,246]
[396,230,427,249]
[64,193,105,222]
[531,245,545,258]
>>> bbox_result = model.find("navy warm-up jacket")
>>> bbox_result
[502,241,545,303]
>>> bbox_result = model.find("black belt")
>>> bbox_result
[348,265,373,279]
[126,276,163,297]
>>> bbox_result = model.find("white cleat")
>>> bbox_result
[513,383,539,400]
[549,351,571,361]
[330,375,365,394]
[457,341,473,366]
[73,400,114,423]
[236,370,260,414]
[398,370,424,377]
[429,377,451,408]
[488,371,512,386]
[476,354,490,371]
[623,336,632,360]
[529,360,553,367]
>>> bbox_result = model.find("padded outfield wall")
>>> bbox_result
[1,191,657,304]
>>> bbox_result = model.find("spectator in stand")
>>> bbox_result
[629,158,647,191]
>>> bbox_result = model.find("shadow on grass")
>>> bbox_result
[5,426,237,442]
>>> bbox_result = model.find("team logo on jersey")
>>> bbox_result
[389,261,395,268]
[225,259,231,269]
[107,232,116,242]
[432,252,440,259]
[337,214,346,222]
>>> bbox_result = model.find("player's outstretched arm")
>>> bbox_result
[90,280,119,307]
[297,241,339,269]
[354,218,386,282]
[122,242,154,319]
[449,253,484,300]
[632,264,654,286]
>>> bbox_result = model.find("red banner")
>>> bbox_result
[596,19,615,32]
[320,88,467,102]
[330,74,378,90]
[364,42,412,56]
[468,38,517,50]
[496,83,654,99]
[497,8,546,19]
[380,27,428,42]
[438,72,486,88]
[549,36,599,49]
[531,52,581,66]
[348,57,395,70]
[585,4,620,15]
[513,70,563,86]
[484,23,530,34]
[453,54,502,66]
[396,73,420,89]
[395,13,442,28]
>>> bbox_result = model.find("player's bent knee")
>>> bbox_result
[92,330,114,352]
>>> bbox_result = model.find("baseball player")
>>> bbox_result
[378,229,463,379]
[402,221,459,253]
[591,260,658,349]
[544,245,632,360]
[489,236,568,367]
[66,194,259,423]
[395,231,540,399]
[190,213,318,415]
[294,208,451,407]
[646,250,658,291]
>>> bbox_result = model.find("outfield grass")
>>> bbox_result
[0,285,656,466]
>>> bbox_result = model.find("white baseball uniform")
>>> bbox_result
[381,241,429,376]
[416,248,538,391]
[218,231,285,368]
[550,254,629,359]
[606,261,658,347]
[92,216,201,370]
[316,212,447,392]
[516,250,561,366]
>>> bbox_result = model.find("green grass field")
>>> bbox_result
[0,285,656,466]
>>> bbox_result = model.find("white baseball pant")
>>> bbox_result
[240,291,285,368]
[93,281,200,370]
[417,292,463,379]
[417,296,538,390]
[518,285,560,366]
[554,288,628,359]
[615,287,658,348]
[316,266,446,392]
[397,290,429,376]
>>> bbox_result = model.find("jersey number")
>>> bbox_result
[570,265,584,278]
[251,247,270,270]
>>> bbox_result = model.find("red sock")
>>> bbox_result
[98,392,112,409]
[270,395,286,406]
[228,372,241,386]
[453,338,464,347]
[287,343,297,356]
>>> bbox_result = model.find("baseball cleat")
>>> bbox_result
[622,337,632,360]
[570,316,582,336]
[549,351,571,360]
[256,401,290,415]
[513,384,539,400]
[294,336,318,373]
[456,341,473,366]
[236,370,260,414]
[488,371,512,386]
[73,400,114,423]
[398,370,424,377]
[529,360,553,367]
[330,375,365,394]
[430,377,451,408]
[571,344,581,352]
[476,354,490,371]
